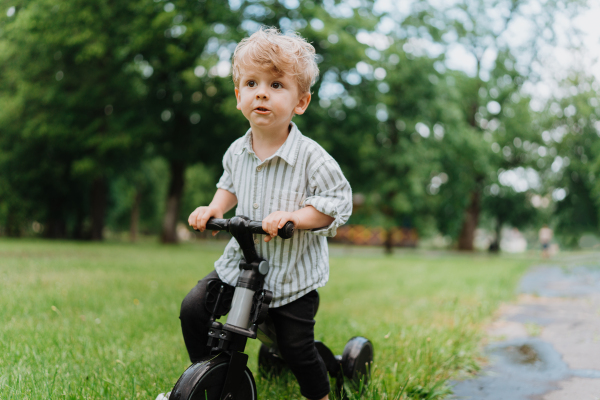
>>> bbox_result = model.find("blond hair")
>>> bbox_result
[232,27,319,94]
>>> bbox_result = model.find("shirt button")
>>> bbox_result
[253,203,259,209]
[254,239,259,244]
[257,166,262,172]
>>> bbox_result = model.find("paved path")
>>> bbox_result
[451,254,600,400]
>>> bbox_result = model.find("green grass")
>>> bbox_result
[0,239,532,399]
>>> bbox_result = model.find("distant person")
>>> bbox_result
[539,225,553,259]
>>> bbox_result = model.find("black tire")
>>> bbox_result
[170,354,257,400]
[258,344,288,377]
[341,337,374,388]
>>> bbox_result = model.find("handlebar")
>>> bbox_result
[204,217,295,240]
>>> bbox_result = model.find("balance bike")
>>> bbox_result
[169,216,373,400]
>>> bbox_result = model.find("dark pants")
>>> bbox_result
[179,271,330,400]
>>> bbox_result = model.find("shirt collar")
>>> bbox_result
[234,122,302,166]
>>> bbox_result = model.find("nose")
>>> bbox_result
[255,83,269,99]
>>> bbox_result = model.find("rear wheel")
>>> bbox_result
[170,354,257,400]
[341,337,374,388]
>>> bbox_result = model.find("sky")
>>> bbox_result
[559,3,600,80]
[523,2,600,101]
[373,0,600,100]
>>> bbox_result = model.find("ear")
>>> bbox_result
[294,92,311,115]
[235,87,242,110]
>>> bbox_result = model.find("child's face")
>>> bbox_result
[235,68,310,134]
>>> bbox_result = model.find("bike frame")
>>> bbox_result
[202,216,294,400]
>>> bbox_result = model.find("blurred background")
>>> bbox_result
[1,0,599,253]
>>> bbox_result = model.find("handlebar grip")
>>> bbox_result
[246,220,295,239]
[197,217,295,239]
[205,218,229,231]
[278,221,295,239]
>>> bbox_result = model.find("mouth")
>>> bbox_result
[254,107,270,114]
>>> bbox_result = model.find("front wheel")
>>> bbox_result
[170,354,257,400]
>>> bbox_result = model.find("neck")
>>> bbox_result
[251,122,291,161]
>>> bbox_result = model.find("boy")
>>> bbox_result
[178,27,352,400]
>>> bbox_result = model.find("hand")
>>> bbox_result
[188,205,223,236]
[262,211,300,243]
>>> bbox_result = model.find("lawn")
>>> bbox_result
[0,238,532,399]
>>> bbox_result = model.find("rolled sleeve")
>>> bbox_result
[215,148,236,195]
[303,160,352,237]
[216,170,235,195]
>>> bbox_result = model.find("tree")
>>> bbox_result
[433,51,544,249]
[352,43,450,252]
[127,0,247,243]
[0,0,383,243]
[106,158,170,241]
[483,188,538,251]
[540,73,600,245]
[397,0,586,249]
[0,0,151,239]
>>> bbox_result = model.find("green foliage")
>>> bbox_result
[438,52,544,240]
[0,0,597,247]
[0,0,153,237]
[396,0,586,247]
[482,188,538,242]
[129,0,246,165]
[106,158,170,234]
[0,0,383,240]
[179,163,220,221]
[538,73,600,244]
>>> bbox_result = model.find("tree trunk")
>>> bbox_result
[384,228,394,255]
[72,207,85,240]
[44,201,67,239]
[130,189,142,242]
[458,189,481,251]
[161,161,185,244]
[90,177,107,241]
[5,207,21,237]
[489,218,502,253]
[458,65,483,251]
[44,218,67,238]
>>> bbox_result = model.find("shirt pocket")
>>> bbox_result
[271,189,305,213]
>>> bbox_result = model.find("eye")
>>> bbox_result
[246,80,256,87]
[271,82,282,89]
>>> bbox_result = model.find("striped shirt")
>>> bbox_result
[214,122,353,307]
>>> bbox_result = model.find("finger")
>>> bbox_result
[199,212,213,232]
[273,217,283,236]
[188,209,198,227]
[264,235,272,242]
[192,213,200,230]
[271,223,278,237]
[277,218,286,229]
[196,214,207,231]
[266,220,273,237]
[212,230,218,236]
